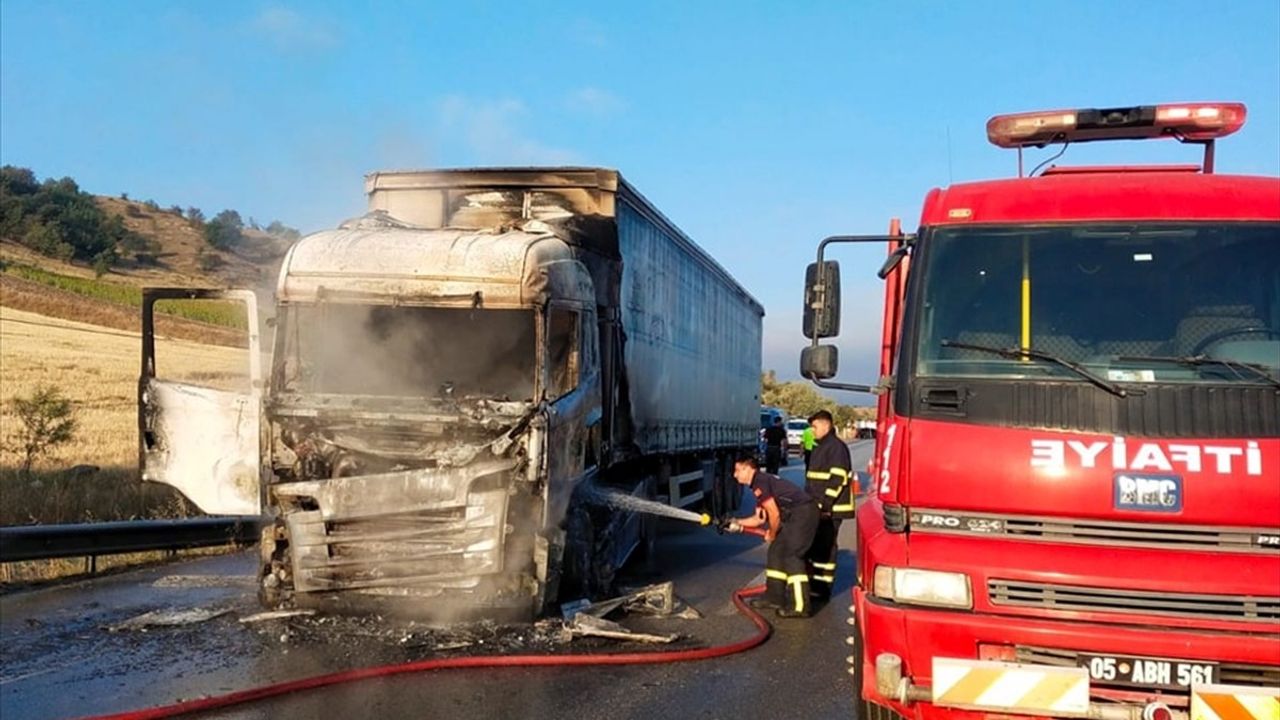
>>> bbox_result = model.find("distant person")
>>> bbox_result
[802,424,816,470]
[762,416,786,474]
[804,410,853,601]
[724,454,818,618]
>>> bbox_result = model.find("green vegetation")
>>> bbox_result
[761,371,874,429]
[8,384,78,478]
[204,209,245,250]
[1,263,247,329]
[0,166,159,268]
[266,219,302,241]
[3,165,299,270]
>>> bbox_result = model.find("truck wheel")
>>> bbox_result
[560,504,593,601]
[560,504,615,601]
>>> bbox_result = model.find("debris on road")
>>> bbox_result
[152,575,255,589]
[238,609,316,624]
[107,606,232,632]
[560,581,701,621]
[568,615,678,644]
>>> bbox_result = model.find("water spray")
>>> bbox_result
[575,483,771,540]
[575,483,713,526]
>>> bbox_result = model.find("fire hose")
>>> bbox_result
[82,583,772,720]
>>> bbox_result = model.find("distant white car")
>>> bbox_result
[785,418,809,456]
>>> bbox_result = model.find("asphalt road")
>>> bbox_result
[1,441,874,720]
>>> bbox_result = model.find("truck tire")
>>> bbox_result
[560,503,617,601]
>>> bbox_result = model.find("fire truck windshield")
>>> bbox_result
[914,222,1280,386]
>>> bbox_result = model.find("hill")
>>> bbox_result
[0,165,301,336]
[1,199,293,289]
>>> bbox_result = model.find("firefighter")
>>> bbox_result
[804,409,853,601]
[726,454,818,618]
[762,416,786,474]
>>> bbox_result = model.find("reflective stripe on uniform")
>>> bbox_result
[787,574,809,613]
[825,487,842,497]
[812,562,836,571]
[806,471,832,480]
[830,467,850,479]
[932,658,1089,715]
[1192,684,1280,720]
[766,569,788,581]
[833,502,855,513]
[813,574,835,583]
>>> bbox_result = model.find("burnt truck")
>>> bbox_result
[138,168,763,620]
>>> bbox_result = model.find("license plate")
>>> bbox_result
[1081,654,1217,690]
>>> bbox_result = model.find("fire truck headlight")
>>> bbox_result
[873,566,973,609]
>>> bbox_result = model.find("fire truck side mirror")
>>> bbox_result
[801,344,839,380]
[803,261,841,339]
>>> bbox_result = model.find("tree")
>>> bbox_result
[212,209,243,230]
[91,252,114,277]
[2,166,124,265]
[9,385,78,478]
[186,207,205,225]
[761,371,876,432]
[266,220,302,241]
[1,165,39,195]
[23,223,72,260]
[197,247,225,271]
[203,217,243,250]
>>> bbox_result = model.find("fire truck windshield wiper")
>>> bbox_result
[1114,354,1280,390]
[940,340,1130,397]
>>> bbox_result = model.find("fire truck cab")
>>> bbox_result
[804,103,1280,720]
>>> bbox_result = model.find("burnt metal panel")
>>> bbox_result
[615,198,762,455]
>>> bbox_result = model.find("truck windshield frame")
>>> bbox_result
[273,303,539,402]
[907,222,1280,388]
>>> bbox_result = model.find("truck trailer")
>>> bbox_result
[138,168,762,620]
[803,103,1279,720]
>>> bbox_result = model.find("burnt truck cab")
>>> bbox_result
[804,104,1280,720]
[261,214,601,617]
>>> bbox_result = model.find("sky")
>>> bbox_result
[3,1,1279,399]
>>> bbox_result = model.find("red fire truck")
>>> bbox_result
[803,102,1279,720]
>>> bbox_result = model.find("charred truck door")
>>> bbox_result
[138,288,264,516]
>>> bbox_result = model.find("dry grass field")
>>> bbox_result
[0,306,251,526]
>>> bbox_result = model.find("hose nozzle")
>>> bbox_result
[699,513,712,526]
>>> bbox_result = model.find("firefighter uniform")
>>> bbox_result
[750,470,819,615]
[805,431,854,599]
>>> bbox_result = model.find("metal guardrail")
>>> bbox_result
[0,517,265,567]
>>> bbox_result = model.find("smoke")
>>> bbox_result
[280,304,537,401]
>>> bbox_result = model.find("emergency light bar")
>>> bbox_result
[986,102,1247,148]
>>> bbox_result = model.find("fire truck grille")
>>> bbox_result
[1014,646,1280,689]
[988,579,1280,624]
[908,509,1280,554]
